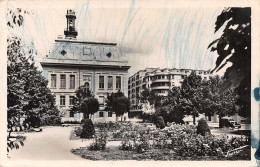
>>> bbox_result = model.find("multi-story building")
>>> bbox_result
[128,68,211,118]
[41,9,130,122]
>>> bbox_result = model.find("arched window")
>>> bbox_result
[84,82,90,92]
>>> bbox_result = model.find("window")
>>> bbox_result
[181,75,185,79]
[70,111,74,117]
[60,96,65,106]
[60,75,66,88]
[116,76,121,89]
[70,75,75,89]
[132,100,135,104]
[108,112,112,117]
[99,76,104,89]
[99,112,104,117]
[69,96,74,106]
[51,74,56,88]
[84,82,90,91]
[108,76,113,89]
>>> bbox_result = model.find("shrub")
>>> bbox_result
[121,132,136,151]
[136,133,150,153]
[88,131,108,151]
[80,119,95,138]
[156,116,165,129]
[24,115,41,128]
[197,118,211,136]
[62,120,80,124]
[74,127,82,137]
[41,115,61,126]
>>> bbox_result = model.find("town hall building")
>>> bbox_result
[41,9,130,122]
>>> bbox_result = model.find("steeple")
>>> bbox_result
[64,9,78,38]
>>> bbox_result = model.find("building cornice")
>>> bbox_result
[55,39,117,46]
[40,62,131,70]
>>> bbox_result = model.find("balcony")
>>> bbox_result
[64,28,78,37]
[151,86,170,90]
[152,79,170,83]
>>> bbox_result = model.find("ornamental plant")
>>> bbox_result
[80,119,95,138]
[156,116,165,129]
[88,131,108,151]
[197,118,211,136]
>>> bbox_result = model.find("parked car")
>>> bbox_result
[228,120,241,129]
[220,118,241,129]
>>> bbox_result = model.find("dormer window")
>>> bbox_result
[106,52,112,58]
[61,50,66,56]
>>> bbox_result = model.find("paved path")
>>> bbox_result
[8,126,91,160]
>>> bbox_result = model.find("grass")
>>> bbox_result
[71,146,251,161]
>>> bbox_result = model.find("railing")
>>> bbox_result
[64,28,77,32]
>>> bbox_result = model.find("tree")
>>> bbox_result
[140,89,164,122]
[8,36,57,127]
[71,86,99,119]
[200,76,223,121]
[140,89,164,107]
[208,7,251,118]
[7,8,57,153]
[217,88,238,123]
[200,76,239,126]
[105,90,130,121]
[181,72,204,125]
[162,86,186,124]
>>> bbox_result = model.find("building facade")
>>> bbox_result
[41,10,130,122]
[128,68,211,119]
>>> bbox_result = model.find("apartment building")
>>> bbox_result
[128,68,210,118]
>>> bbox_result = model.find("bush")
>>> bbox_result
[41,115,61,126]
[80,119,95,138]
[24,115,41,128]
[156,116,165,129]
[74,127,83,137]
[197,118,211,136]
[88,131,108,151]
[62,120,80,124]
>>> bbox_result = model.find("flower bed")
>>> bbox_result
[70,122,250,160]
[70,145,250,160]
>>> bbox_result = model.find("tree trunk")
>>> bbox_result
[208,113,211,121]
[193,114,196,125]
[219,116,222,128]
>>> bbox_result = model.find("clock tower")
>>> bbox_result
[64,9,78,38]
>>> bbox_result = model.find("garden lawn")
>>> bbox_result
[71,146,251,161]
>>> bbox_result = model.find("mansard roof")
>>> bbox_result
[41,38,130,69]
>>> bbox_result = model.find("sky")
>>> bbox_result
[6,0,225,76]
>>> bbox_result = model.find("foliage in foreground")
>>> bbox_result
[208,7,251,118]
[117,123,248,157]
[82,122,249,158]
[88,131,108,151]
[71,145,250,161]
